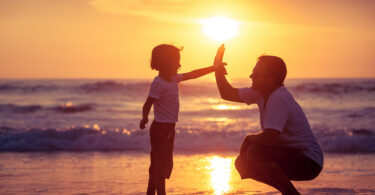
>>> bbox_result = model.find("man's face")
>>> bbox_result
[249,62,273,92]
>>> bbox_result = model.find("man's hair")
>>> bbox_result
[150,44,183,71]
[257,55,287,86]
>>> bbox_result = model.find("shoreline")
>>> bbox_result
[1,153,374,194]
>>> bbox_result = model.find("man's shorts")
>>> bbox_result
[235,144,322,181]
[149,121,175,179]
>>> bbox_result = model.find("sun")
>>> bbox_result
[201,17,240,42]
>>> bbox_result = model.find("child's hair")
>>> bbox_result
[150,44,183,71]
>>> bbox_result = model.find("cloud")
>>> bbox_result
[88,0,199,23]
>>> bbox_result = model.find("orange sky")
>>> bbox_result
[1,0,374,79]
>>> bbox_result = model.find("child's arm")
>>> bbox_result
[180,66,216,82]
[139,96,156,129]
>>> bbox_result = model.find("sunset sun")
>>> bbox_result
[201,17,240,42]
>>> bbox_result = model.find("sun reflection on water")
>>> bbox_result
[212,104,241,110]
[206,156,233,195]
[205,117,232,122]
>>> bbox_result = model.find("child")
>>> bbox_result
[140,44,225,195]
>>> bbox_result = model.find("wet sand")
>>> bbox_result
[1,152,374,194]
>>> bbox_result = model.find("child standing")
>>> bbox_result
[140,44,224,195]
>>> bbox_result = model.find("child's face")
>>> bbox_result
[169,58,181,75]
[162,53,181,75]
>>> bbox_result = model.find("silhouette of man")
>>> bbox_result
[214,53,323,195]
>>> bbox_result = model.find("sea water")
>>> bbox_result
[0,78,374,194]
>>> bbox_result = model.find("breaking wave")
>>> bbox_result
[1,126,374,153]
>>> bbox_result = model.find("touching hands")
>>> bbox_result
[214,44,227,73]
[139,118,148,129]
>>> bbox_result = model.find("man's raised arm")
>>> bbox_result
[215,67,243,103]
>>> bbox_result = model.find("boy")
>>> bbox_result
[140,44,225,195]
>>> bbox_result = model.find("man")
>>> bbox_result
[214,49,323,195]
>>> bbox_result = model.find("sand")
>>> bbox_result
[1,152,374,194]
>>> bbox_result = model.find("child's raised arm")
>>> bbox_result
[180,66,216,81]
[139,96,156,129]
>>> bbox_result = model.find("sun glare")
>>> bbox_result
[201,17,240,42]
[212,104,241,110]
[206,156,233,194]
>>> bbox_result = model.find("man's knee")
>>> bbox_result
[246,144,263,164]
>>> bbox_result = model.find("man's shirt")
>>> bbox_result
[239,86,324,167]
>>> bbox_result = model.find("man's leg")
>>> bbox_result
[244,144,300,195]
[252,162,300,195]
[236,156,285,193]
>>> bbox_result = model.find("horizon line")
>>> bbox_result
[0,77,374,80]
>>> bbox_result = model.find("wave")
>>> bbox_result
[76,81,216,96]
[0,127,148,152]
[0,81,151,94]
[289,81,375,94]
[182,108,258,118]
[1,126,374,153]
[0,104,42,113]
[78,81,138,93]
[0,103,94,114]
[52,103,93,113]
[1,79,374,96]
[346,107,375,118]
[0,84,59,92]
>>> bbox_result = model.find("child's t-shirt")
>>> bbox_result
[148,74,183,123]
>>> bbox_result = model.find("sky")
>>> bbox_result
[1,0,375,79]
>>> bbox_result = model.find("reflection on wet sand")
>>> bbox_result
[206,156,233,195]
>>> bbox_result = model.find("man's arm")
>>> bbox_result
[139,96,156,129]
[215,67,243,103]
[180,65,216,81]
[240,129,282,155]
[251,129,282,146]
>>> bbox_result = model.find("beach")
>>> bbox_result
[2,0,375,193]
[1,152,375,194]
[1,78,374,194]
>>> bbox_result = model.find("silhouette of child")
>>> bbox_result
[140,44,225,195]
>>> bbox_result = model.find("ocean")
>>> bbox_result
[0,78,374,194]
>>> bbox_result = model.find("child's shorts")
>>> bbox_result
[149,120,175,179]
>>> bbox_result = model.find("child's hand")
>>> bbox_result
[139,118,148,129]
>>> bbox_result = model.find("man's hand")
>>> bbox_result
[214,44,227,72]
[240,134,254,156]
[216,65,228,74]
[139,118,148,129]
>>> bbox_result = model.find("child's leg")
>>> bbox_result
[148,121,175,195]
[147,174,156,195]
[148,123,157,195]
[154,177,166,195]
